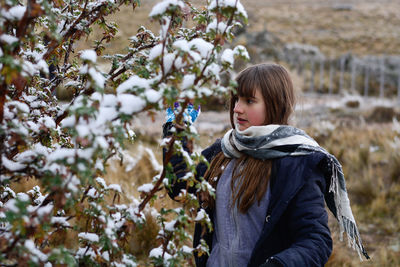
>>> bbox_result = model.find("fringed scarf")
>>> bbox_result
[221,125,370,260]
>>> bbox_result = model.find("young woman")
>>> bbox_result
[164,63,369,267]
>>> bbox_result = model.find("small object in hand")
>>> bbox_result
[165,102,201,124]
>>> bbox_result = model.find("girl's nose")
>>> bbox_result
[233,101,243,113]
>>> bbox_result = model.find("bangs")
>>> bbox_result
[235,67,261,98]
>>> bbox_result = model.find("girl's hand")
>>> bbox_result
[166,102,201,125]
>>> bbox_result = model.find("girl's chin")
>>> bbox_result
[236,124,249,131]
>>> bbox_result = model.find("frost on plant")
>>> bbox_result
[0,0,248,265]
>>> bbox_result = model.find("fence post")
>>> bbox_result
[350,58,357,93]
[339,56,345,93]
[329,58,334,94]
[297,55,303,75]
[319,58,324,92]
[364,65,370,97]
[397,67,400,102]
[379,56,385,98]
[310,58,315,92]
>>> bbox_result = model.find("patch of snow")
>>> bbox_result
[138,183,154,193]
[80,50,97,63]
[181,74,196,89]
[221,48,234,65]
[117,94,146,114]
[117,75,151,94]
[108,184,122,193]
[149,43,164,60]
[78,232,99,243]
[206,19,227,33]
[24,239,48,262]
[163,53,175,74]
[149,0,184,17]
[0,34,18,45]
[2,156,26,171]
[189,38,213,58]
[194,209,206,221]
[173,39,189,52]
[144,89,162,103]
[51,216,70,227]
[88,67,105,89]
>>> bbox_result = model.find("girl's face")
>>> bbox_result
[233,88,267,131]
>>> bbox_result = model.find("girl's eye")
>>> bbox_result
[246,99,254,104]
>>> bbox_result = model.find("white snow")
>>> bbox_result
[61,116,76,128]
[39,116,56,129]
[189,38,214,58]
[149,246,172,260]
[149,43,164,60]
[206,19,227,33]
[233,45,250,60]
[7,101,30,113]
[221,48,234,65]
[108,184,122,193]
[188,51,202,62]
[78,232,100,243]
[36,59,49,74]
[117,75,151,94]
[173,39,190,52]
[51,216,70,227]
[37,204,53,217]
[87,188,98,198]
[0,34,18,45]
[96,177,107,188]
[208,0,247,18]
[2,156,26,171]
[181,245,193,254]
[144,147,162,172]
[4,199,19,213]
[174,56,187,69]
[15,150,36,163]
[138,183,154,193]
[194,209,206,221]
[3,5,26,20]
[144,89,162,103]
[102,94,118,106]
[163,53,175,74]
[181,74,196,89]
[117,94,146,114]
[164,219,176,231]
[24,239,48,262]
[80,49,97,63]
[149,0,185,17]
[88,67,105,89]
[16,192,30,202]
[95,136,109,149]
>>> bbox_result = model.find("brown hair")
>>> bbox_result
[203,63,295,213]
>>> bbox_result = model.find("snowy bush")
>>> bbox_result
[0,0,248,265]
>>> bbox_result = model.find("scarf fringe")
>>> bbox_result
[330,159,370,260]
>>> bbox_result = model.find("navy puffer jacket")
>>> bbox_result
[167,138,332,267]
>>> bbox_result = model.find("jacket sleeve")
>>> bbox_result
[163,122,221,200]
[273,157,332,267]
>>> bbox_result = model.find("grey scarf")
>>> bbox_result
[221,125,369,260]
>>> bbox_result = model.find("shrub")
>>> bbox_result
[0,0,249,265]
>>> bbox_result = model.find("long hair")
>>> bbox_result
[203,63,295,213]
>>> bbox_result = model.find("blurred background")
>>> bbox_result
[70,0,400,265]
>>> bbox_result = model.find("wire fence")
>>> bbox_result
[282,43,400,101]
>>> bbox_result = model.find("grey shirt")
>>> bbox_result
[207,160,271,267]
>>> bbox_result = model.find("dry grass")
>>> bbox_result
[76,0,400,60]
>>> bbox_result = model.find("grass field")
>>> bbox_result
[72,0,400,265]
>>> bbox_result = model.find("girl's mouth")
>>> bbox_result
[237,118,247,124]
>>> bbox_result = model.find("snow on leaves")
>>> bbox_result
[0,0,248,265]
